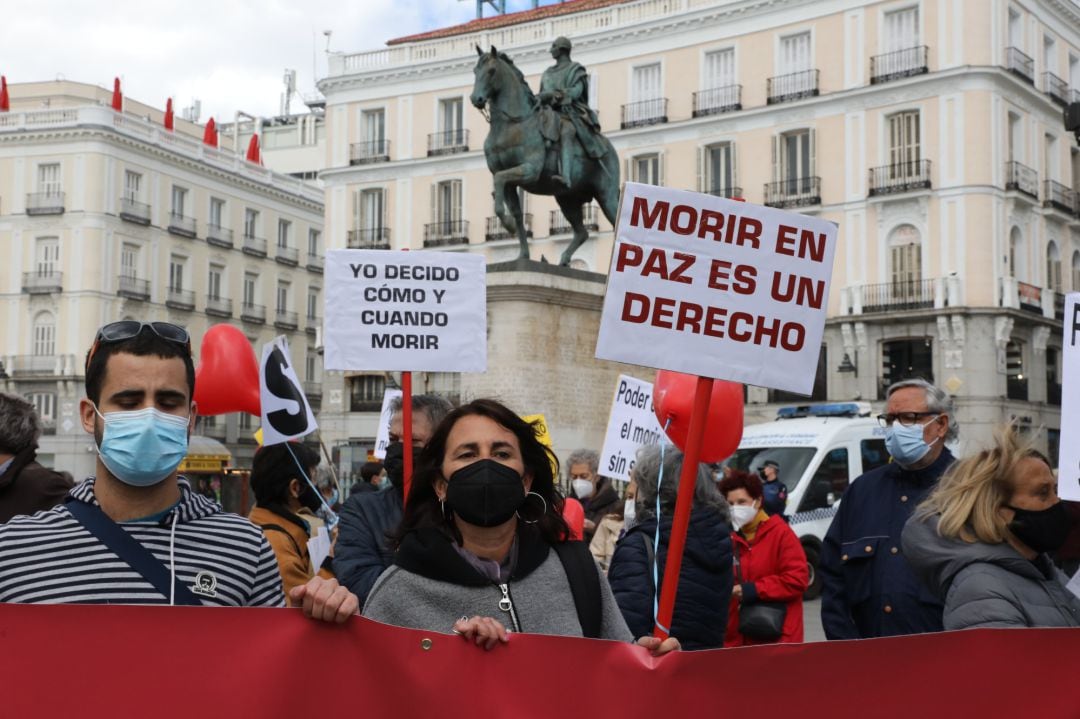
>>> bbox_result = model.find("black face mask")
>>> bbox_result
[1007,502,1071,555]
[384,442,419,491]
[444,459,526,528]
[297,479,322,513]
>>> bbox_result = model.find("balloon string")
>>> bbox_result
[285,442,339,529]
[652,418,672,634]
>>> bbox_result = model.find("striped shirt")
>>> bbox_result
[0,477,285,606]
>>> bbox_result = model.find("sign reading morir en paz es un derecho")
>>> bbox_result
[324,250,487,373]
[595,183,839,395]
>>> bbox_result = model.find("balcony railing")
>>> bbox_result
[274,309,299,330]
[167,212,197,238]
[119,197,151,225]
[347,228,391,249]
[1043,180,1075,215]
[205,296,233,318]
[621,98,669,129]
[306,315,320,335]
[860,280,936,313]
[306,253,324,273]
[22,271,62,294]
[207,224,234,248]
[303,381,323,399]
[117,276,150,301]
[1017,281,1043,314]
[1043,72,1069,106]
[350,140,391,164]
[427,129,469,156]
[1005,47,1034,83]
[26,192,65,215]
[703,186,743,200]
[9,355,58,376]
[550,205,600,235]
[165,287,195,311]
[485,214,533,241]
[870,46,929,84]
[240,303,266,324]
[202,421,227,440]
[423,220,469,247]
[764,177,821,208]
[868,160,932,196]
[242,235,268,256]
[275,245,299,266]
[767,69,819,104]
[1005,161,1038,199]
[692,85,741,117]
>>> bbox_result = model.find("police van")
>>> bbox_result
[723,402,888,599]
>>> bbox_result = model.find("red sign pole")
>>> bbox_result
[653,374,714,639]
[401,371,413,507]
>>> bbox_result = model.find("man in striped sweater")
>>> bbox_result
[0,321,357,622]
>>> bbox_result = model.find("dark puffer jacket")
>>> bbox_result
[333,487,403,607]
[0,447,74,524]
[902,513,1080,629]
[607,508,733,650]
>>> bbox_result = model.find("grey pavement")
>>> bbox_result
[803,598,826,642]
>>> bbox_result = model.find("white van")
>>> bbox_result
[722,402,888,599]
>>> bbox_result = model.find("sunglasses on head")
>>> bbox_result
[85,321,191,370]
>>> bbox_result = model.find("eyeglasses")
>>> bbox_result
[86,321,191,370]
[876,412,939,428]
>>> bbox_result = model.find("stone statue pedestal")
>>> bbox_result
[461,260,654,466]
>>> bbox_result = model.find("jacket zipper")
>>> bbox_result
[496,583,522,632]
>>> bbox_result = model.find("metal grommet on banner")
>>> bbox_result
[420,638,433,651]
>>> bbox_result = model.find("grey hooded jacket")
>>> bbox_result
[902,513,1080,630]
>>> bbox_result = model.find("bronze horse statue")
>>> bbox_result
[470,46,620,266]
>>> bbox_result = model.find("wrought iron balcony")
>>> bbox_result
[274,309,299,330]
[22,271,62,294]
[119,197,151,225]
[9,355,58,376]
[165,287,195,311]
[205,296,233,318]
[621,98,669,129]
[703,186,743,200]
[306,315,320,335]
[303,381,323,400]
[306,253,324,273]
[26,192,65,215]
[764,177,821,208]
[1043,180,1075,215]
[167,212,197,238]
[350,139,391,165]
[346,228,391,249]
[427,129,469,156]
[117,276,150,301]
[423,220,469,247]
[485,214,533,241]
[860,280,936,313]
[1043,72,1069,106]
[1004,161,1038,199]
[549,205,600,235]
[207,224,234,248]
[240,302,266,324]
[1005,47,1034,83]
[242,235,268,257]
[692,85,741,117]
[766,70,819,104]
[868,160,932,196]
[275,245,299,266]
[870,46,929,84]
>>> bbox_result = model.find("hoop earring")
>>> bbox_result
[440,498,448,520]
[516,491,548,524]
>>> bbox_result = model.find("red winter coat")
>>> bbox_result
[725,513,808,646]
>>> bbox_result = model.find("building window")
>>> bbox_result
[33,312,56,356]
[889,223,922,289]
[305,349,317,383]
[780,31,811,74]
[362,109,385,147]
[34,237,59,276]
[1047,347,1062,405]
[888,110,921,172]
[276,281,290,313]
[704,48,735,90]
[1044,134,1059,182]
[121,244,139,279]
[701,143,736,196]
[433,180,462,226]
[28,393,56,426]
[307,289,319,320]
[210,198,225,229]
[171,186,188,217]
[349,375,386,412]
[883,6,919,52]
[438,98,463,142]
[308,229,320,257]
[37,163,61,195]
[169,256,185,291]
[355,188,386,235]
[244,273,258,306]
[631,154,661,185]
[773,129,815,194]
[1006,340,1027,400]
[1008,8,1023,51]
[244,208,259,239]
[1007,112,1023,163]
[124,171,142,202]
[208,264,224,300]
[278,219,291,248]
[1047,241,1063,291]
[240,412,253,431]
[880,339,933,398]
[631,62,662,103]
[1008,227,1023,279]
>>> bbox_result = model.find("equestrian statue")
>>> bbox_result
[471,37,620,266]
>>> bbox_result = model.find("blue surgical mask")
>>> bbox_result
[884,415,940,467]
[377,474,391,491]
[95,406,190,487]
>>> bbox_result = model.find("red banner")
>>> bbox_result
[1,604,1076,717]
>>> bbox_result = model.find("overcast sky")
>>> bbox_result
[1,1,546,122]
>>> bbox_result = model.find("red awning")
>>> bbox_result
[245,133,261,164]
[0,76,9,112]
[202,117,218,147]
[111,77,122,112]
[164,97,174,131]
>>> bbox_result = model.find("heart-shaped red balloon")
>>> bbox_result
[653,370,744,462]
[194,324,261,416]
[561,497,585,541]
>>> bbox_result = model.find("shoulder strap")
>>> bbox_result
[259,523,305,558]
[65,499,201,606]
[552,540,602,639]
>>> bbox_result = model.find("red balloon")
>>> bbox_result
[194,324,261,416]
[561,498,585,541]
[652,370,744,462]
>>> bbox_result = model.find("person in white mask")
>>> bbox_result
[588,480,636,572]
[567,448,619,540]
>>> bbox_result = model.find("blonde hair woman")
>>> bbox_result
[902,425,1080,629]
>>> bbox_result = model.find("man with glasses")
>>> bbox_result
[820,378,956,639]
[0,321,358,622]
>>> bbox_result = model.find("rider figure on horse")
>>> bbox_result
[538,37,605,189]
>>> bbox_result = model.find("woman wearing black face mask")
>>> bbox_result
[902,425,1080,629]
[361,399,679,656]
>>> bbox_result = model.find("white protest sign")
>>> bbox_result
[307,527,332,575]
[1057,292,1080,501]
[259,336,318,446]
[373,388,403,460]
[595,183,838,395]
[324,250,487,372]
[598,374,666,482]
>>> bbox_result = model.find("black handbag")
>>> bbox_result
[735,548,786,641]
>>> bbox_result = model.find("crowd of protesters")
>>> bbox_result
[0,321,1077,656]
